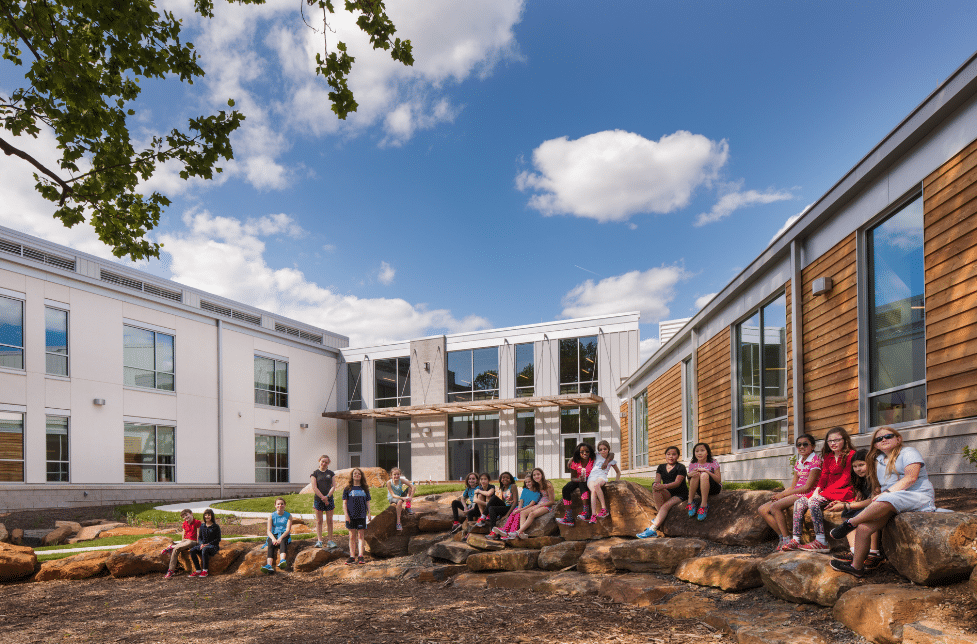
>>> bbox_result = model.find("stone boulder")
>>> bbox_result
[9,528,23,546]
[902,619,977,644]
[68,522,126,543]
[538,541,588,570]
[657,591,719,619]
[758,551,858,606]
[41,525,76,546]
[0,523,7,543]
[556,481,657,541]
[609,537,707,574]
[532,571,600,595]
[325,564,410,581]
[299,467,389,494]
[735,626,829,644]
[418,514,454,532]
[673,553,763,592]
[506,536,563,550]
[577,537,630,574]
[99,527,159,538]
[365,500,440,558]
[55,520,82,534]
[236,539,313,577]
[466,533,505,551]
[971,566,977,602]
[290,543,347,572]
[660,489,777,546]
[881,511,977,585]
[428,540,478,564]
[467,549,539,572]
[34,551,111,581]
[598,575,686,607]
[408,532,450,555]
[0,542,37,581]
[106,536,172,577]
[483,570,550,589]
[833,584,944,644]
[452,572,489,589]
[522,510,560,538]
[407,564,468,583]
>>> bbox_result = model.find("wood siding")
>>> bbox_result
[924,138,977,422]
[620,401,630,469]
[801,232,859,436]
[646,363,683,460]
[697,328,732,455]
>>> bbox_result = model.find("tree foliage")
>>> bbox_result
[0,0,412,260]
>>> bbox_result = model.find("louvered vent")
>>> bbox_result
[200,300,261,326]
[144,283,182,302]
[100,270,182,302]
[0,237,76,271]
[275,322,322,344]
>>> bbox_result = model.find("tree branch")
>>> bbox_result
[0,136,72,203]
[0,0,42,62]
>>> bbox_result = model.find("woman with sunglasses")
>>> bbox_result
[757,433,821,551]
[829,427,935,577]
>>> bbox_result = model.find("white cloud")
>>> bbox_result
[639,337,660,362]
[694,292,718,310]
[378,261,396,285]
[769,203,813,244]
[157,210,489,345]
[561,265,690,321]
[516,130,729,223]
[694,182,793,227]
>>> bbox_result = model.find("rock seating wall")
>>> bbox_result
[880,511,977,585]
[556,481,658,540]
[660,489,777,545]
[0,542,38,581]
[35,551,111,582]
[832,584,944,644]
[758,551,859,606]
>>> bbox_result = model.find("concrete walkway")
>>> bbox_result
[153,499,345,522]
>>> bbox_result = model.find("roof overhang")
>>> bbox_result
[321,393,603,420]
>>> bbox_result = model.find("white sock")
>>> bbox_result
[780,536,789,545]
[815,533,825,543]
[869,549,879,555]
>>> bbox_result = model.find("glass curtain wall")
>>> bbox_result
[45,307,68,376]
[376,418,411,478]
[123,325,174,391]
[515,343,534,397]
[375,357,410,407]
[447,413,499,480]
[347,420,362,468]
[735,294,788,449]
[0,412,24,482]
[516,411,535,477]
[559,336,598,394]
[447,348,499,402]
[46,415,69,482]
[347,363,363,410]
[124,423,175,482]
[255,434,289,482]
[632,392,648,468]
[254,356,288,407]
[0,296,24,369]
[560,406,598,473]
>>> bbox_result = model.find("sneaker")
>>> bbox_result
[475,514,489,527]
[799,540,829,554]
[517,532,528,540]
[261,564,274,574]
[779,539,801,552]
[596,509,610,519]
[345,557,356,565]
[486,532,501,540]
[587,515,598,524]
[577,512,590,520]
[491,526,508,537]
[161,546,174,556]
[501,532,516,540]
[315,541,323,548]
[406,507,414,515]
[277,559,287,570]
[687,502,698,517]
[164,570,175,579]
[450,522,463,534]
[834,550,854,562]
[863,553,886,570]
[636,526,658,539]
[830,520,857,540]
[829,559,864,578]
[198,570,209,578]
[326,540,337,549]
[357,556,365,565]
[187,570,200,578]
[396,523,402,531]
[556,517,575,526]
[697,506,708,521]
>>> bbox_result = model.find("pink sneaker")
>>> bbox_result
[164,570,175,579]
[779,539,801,552]
[161,546,174,556]
[798,540,829,554]
[187,570,200,577]
[587,515,598,524]
[198,570,209,578]
[596,509,610,519]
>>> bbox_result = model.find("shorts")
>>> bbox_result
[314,496,335,512]
[346,517,367,530]
[875,490,936,514]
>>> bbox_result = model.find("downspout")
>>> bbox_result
[217,319,224,499]
[791,240,804,441]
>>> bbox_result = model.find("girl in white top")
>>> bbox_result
[586,440,621,523]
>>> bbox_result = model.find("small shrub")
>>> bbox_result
[964,446,977,468]
[723,479,784,491]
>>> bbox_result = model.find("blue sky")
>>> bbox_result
[3,1,976,354]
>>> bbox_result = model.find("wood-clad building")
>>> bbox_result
[618,52,977,487]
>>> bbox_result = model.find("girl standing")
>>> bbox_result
[386,467,415,531]
[825,449,884,568]
[516,468,555,538]
[587,440,621,522]
[638,446,688,538]
[450,472,480,533]
[794,427,856,552]
[310,454,336,548]
[556,442,596,526]
[262,497,292,573]
[162,509,200,579]
[686,442,722,521]
[188,508,221,578]
[343,467,372,565]
[757,434,821,549]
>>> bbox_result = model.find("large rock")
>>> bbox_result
[365,500,440,558]
[0,542,37,581]
[673,553,763,592]
[407,564,468,583]
[325,564,410,581]
[700,605,805,639]
[452,572,489,589]
[106,536,172,578]
[466,533,505,551]
[556,481,658,541]
[292,544,347,572]
[68,522,126,543]
[736,626,829,644]
[236,539,313,577]
[467,549,539,572]
[34,551,111,581]
[299,467,389,494]
[0,523,7,543]
[418,514,455,532]
[660,489,777,545]
[428,540,478,564]
[833,584,944,644]
[758,551,858,606]
[902,619,977,644]
[174,541,253,574]
[532,571,600,595]
[408,532,450,555]
[55,520,82,534]
[506,536,563,550]
[599,574,684,607]
[41,525,75,546]
[9,528,23,546]
[538,541,588,570]
[881,511,977,585]
[656,591,719,619]
[483,570,549,589]
[577,537,629,574]
[522,510,560,538]
[971,566,977,602]
[609,537,707,574]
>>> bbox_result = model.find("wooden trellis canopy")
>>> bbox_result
[321,393,602,420]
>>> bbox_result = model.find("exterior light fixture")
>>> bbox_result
[812,276,833,296]
[424,362,430,372]
[300,423,309,429]
[93,398,106,406]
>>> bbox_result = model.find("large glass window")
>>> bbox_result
[560,336,598,394]
[515,343,534,397]
[560,406,599,473]
[376,418,411,478]
[254,356,288,408]
[632,392,648,468]
[347,420,362,468]
[682,358,696,458]
[124,325,174,391]
[447,348,499,402]
[867,197,926,426]
[448,413,499,480]
[45,307,69,376]
[0,412,24,482]
[255,433,289,482]
[516,411,536,477]
[347,363,363,410]
[46,416,69,482]
[0,296,24,370]
[375,357,410,408]
[124,423,175,482]
[736,293,788,449]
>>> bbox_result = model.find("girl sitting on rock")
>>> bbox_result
[487,471,519,529]
[793,427,856,553]
[492,472,538,540]
[830,427,934,577]
[587,440,621,523]
[343,468,372,565]
[187,508,221,578]
[825,449,884,569]
[473,472,505,528]
[758,433,821,549]
[556,442,596,526]
[262,497,292,574]
[386,467,415,532]
[638,446,688,538]
[162,508,200,579]
[686,442,722,521]
[450,472,480,533]
[517,468,555,538]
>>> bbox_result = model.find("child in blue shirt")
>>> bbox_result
[343,468,372,565]
[262,497,292,573]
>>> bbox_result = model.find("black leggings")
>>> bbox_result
[451,499,480,522]
[189,544,217,570]
[561,480,588,503]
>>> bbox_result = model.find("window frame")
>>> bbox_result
[123,422,176,483]
[681,357,697,459]
[631,391,648,469]
[123,323,175,392]
[0,295,25,371]
[254,354,289,408]
[375,417,411,478]
[559,405,599,473]
[46,415,69,482]
[446,347,499,402]
[347,362,363,410]
[45,306,69,377]
[255,431,289,482]
[374,356,410,408]
[515,410,536,477]
[514,343,535,398]
[447,412,500,480]
[0,410,25,482]
[346,419,363,468]
[559,336,599,395]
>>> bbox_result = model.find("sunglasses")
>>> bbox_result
[795,442,812,448]
[874,433,897,444]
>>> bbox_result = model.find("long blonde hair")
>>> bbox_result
[866,426,903,489]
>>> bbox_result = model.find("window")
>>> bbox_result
[560,336,598,394]
[45,307,69,376]
[867,197,926,426]
[375,357,410,407]
[560,406,599,473]
[347,363,363,410]
[632,392,648,468]
[447,348,498,402]
[123,325,174,391]
[448,413,499,480]
[254,355,288,408]
[682,358,696,458]
[376,418,411,478]
[516,411,535,477]
[124,423,175,482]
[46,416,69,482]
[515,343,534,397]
[347,420,362,468]
[735,293,788,449]
[0,296,24,370]
[255,433,289,482]
[0,412,24,482]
